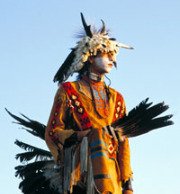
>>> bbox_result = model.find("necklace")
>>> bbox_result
[89,72,104,82]
[83,76,110,118]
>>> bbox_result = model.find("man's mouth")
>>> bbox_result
[108,63,113,67]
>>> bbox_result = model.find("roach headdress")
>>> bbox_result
[54,13,133,83]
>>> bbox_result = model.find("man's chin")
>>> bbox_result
[105,68,112,74]
[97,68,112,74]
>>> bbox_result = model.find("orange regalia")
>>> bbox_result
[45,78,133,194]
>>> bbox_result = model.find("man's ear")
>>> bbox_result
[88,56,94,64]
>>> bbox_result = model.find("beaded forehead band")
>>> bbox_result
[54,13,133,83]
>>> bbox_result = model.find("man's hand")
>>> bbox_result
[77,129,91,141]
[114,127,126,142]
[123,190,133,194]
[122,178,133,194]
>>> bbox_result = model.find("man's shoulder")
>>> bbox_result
[60,80,80,91]
[58,80,77,88]
[109,86,124,98]
[59,81,82,95]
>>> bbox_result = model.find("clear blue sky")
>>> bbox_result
[1,0,180,193]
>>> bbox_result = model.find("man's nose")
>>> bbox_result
[108,55,113,61]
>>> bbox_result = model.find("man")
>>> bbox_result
[45,13,133,194]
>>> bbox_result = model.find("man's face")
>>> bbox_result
[90,52,117,74]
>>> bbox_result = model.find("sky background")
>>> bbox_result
[0,0,180,193]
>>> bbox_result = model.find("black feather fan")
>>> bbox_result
[111,98,174,137]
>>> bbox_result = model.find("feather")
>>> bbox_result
[15,160,54,178]
[80,12,93,38]
[112,98,174,138]
[16,161,60,194]
[5,108,45,139]
[15,140,52,162]
[43,162,62,193]
[19,171,59,194]
[100,19,106,34]
[53,49,76,83]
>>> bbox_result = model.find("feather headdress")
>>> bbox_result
[54,13,133,83]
